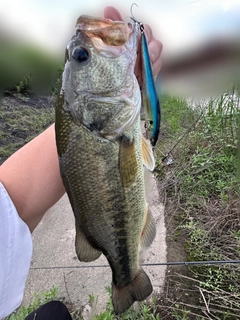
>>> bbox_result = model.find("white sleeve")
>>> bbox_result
[0,182,33,319]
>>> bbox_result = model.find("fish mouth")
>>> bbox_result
[76,15,133,47]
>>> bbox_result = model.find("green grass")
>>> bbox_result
[156,84,240,319]
[7,286,160,320]
[0,96,55,163]
[89,287,160,320]
[0,40,62,163]
[0,40,62,95]
[6,287,58,320]
[160,94,197,134]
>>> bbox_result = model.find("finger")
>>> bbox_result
[135,49,162,83]
[148,40,163,66]
[104,6,123,21]
[139,25,163,59]
[152,57,162,80]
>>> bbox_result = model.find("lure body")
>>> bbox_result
[140,27,161,146]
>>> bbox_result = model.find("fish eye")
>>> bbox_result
[72,47,90,64]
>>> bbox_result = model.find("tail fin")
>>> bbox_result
[112,268,153,315]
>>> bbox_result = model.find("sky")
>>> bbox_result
[0,0,240,57]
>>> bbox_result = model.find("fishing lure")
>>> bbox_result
[130,5,161,147]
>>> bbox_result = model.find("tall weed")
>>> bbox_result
[156,85,240,319]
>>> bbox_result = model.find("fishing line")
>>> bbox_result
[30,259,240,270]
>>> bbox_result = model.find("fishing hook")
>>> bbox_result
[130,3,144,33]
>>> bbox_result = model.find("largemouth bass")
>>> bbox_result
[55,15,156,315]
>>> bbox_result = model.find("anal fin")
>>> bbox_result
[140,205,156,250]
[112,268,152,315]
[75,223,102,262]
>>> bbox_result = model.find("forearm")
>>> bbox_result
[0,124,65,232]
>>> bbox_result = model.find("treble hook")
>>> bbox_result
[130,3,144,33]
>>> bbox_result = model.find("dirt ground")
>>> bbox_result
[0,94,55,164]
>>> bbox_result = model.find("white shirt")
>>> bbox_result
[0,182,32,319]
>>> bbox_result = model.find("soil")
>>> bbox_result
[155,177,200,319]
[0,94,55,164]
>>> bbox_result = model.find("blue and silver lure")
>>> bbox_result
[131,9,161,147]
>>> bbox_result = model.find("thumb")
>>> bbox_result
[104,6,123,21]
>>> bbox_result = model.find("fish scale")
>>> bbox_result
[57,107,145,278]
[55,15,156,315]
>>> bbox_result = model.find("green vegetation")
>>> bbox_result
[156,85,240,319]
[88,287,160,320]
[6,287,58,320]
[0,95,55,163]
[6,286,160,320]
[0,39,63,163]
[0,39,62,95]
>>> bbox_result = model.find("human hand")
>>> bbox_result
[104,6,163,84]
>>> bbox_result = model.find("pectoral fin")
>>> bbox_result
[140,205,156,250]
[142,136,155,171]
[119,135,137,187]
[75,224,102,262]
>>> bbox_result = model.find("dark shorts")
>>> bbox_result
[24,301,72,320]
